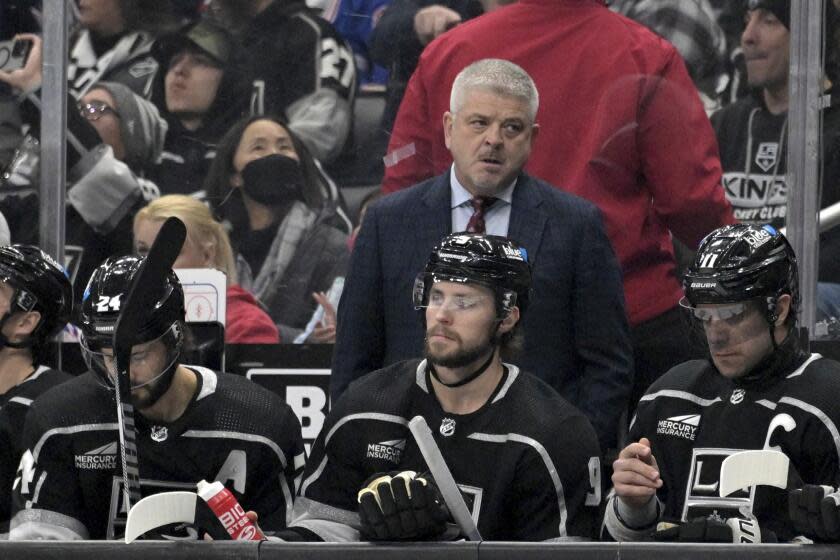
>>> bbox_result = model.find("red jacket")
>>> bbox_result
[382,0,735,325]
[226,284,281,344]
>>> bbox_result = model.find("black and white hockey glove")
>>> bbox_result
[654,515,776,543]
[357,470,450,540]
[789,484,840,541]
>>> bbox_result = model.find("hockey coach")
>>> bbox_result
[275,233,602,542]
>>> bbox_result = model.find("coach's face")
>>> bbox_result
[444,88,538,197]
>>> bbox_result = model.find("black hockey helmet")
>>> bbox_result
[79,255,186,395]
[413,233,531,317]
[0,244,73,350]
[79,254,186,351]
[682,224,798,323]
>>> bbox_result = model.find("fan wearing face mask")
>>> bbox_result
[204,115,349,343]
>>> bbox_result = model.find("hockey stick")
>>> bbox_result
[408,415,483,541]
[719,449,791,497]
[113,216,186,511]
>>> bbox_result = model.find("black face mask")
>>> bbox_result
[240,154,305,206]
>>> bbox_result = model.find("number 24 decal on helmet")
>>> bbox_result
[95,294,122,312]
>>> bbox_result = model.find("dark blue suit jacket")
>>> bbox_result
[331,171,632,449]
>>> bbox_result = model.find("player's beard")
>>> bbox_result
[424,322,498,369]
[131,379,162,410]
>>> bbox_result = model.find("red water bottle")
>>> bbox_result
[197,480,265,540]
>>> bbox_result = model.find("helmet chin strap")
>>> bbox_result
[0,312,34,351]
[429,349,496,388]
[135,360,179,408]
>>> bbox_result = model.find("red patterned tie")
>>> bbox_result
[465,197,497,234]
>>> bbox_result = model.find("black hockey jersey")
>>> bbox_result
[238,0,356,163]
[9,367,304,540]
[612,348,840,541]
[0,366,72,532]
[292,360,602,541]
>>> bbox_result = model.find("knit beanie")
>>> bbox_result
[748,0,790,29]
[93,81,168,171]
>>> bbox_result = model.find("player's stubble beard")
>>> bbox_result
[424,322,500,369]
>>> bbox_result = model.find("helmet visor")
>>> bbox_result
[80,323,182,391]
[679,297,752,324]
[413,273,516,316]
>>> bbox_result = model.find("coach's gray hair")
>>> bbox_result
[449,59,539,122]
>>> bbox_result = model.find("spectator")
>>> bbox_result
[610,0,728,114]
[323,0,391,86]
[369,0,485,131]
[0,35,164,301]
[606,224,840,543]
[69,0,177,98]
[279,234,602,541]
[209,0,357,164]
[9,254,304,540]
[331,59,632,451]
[149,19,250,196]
[203,115,350,342]
[381,0,735,413]
[0,246,73,534]
[708,0,751,104]
[0,1,173,168]
[0,1,39,166]
[134,195,280,344]
[711,0,840,320]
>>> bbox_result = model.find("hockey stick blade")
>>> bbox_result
[114,216,187,352]
[113,216,186,510]
[408,415,482,541]
[125,491,198,543]
[719,449,791,497]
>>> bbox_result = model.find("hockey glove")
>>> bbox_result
[789,484,840,541]
[357,470,450,540]
[654,515,776,543]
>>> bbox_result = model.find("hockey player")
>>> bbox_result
[9,255,305,540]
[0,245,74,533]
[278,233,602,541]
[606,224,840,543]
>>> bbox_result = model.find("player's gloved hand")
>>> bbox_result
[789,484,840,541]
[654,515,776,543]
[357,470,449,540]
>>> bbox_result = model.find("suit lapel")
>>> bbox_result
[416,172,452,249]
[508,174,548,265]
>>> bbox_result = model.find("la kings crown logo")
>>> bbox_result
[755,142,778,172]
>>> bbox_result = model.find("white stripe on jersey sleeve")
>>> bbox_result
[630,391,722,432]
[324,413,409,446]
[288,496,360,542]
[468,432,568,537]
[32,423,119,460]
[9,508,89,540]
[779,396,840,465]
[302,413,409,497]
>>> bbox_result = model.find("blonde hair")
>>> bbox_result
[134,195,238,284]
